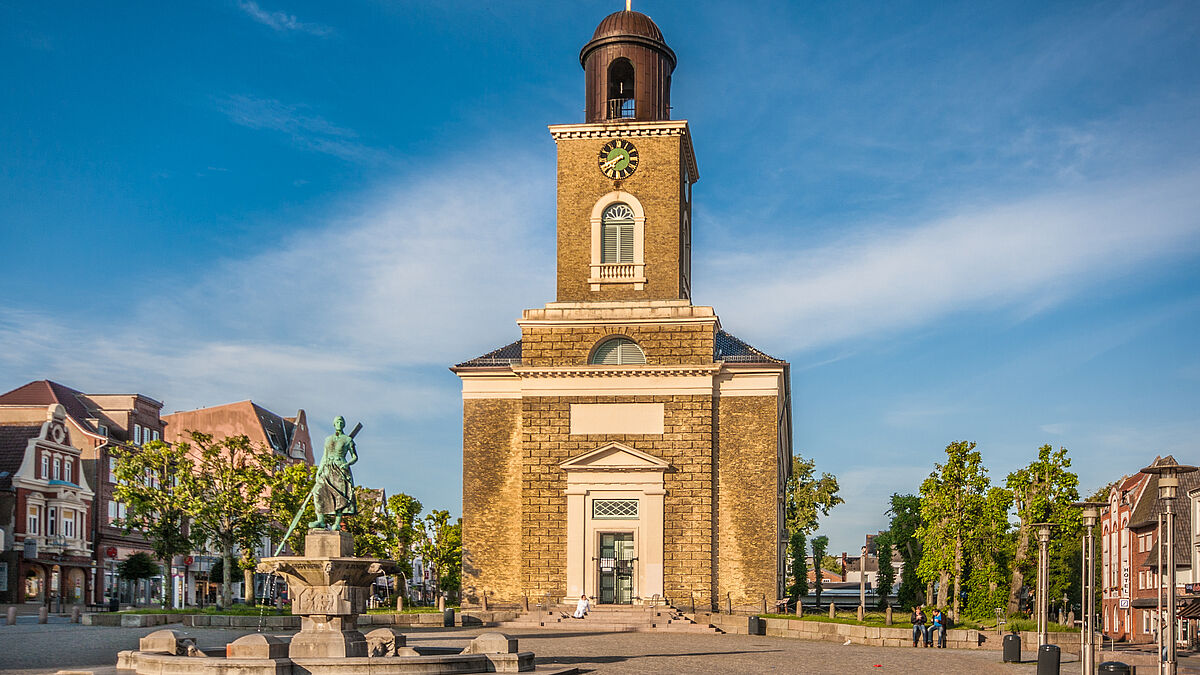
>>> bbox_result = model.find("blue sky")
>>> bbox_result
[2,0,1198,556]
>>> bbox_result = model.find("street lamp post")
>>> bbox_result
[1034,523,1056,647]
[859,545,867,621]
[1140,460,1198,675]
[1071,500,1106,675]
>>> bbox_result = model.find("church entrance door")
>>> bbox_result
[598,533,634,604]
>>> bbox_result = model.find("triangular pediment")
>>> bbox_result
[559,442,669,471]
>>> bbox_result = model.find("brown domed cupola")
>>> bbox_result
[580,8,676,123]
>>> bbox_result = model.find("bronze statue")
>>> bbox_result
[309,416,359,530]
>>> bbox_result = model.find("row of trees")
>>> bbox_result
[112,432,460,608]
[877,441,1105,620]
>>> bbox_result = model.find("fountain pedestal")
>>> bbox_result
[259,530,398,659]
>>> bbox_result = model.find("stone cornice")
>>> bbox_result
[513,365,719,378]
[547,120,699,182]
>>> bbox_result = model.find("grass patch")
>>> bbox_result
[759,612,894,628]
[756,612,1079,633]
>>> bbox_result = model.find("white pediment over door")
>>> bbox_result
[559,442,670,472]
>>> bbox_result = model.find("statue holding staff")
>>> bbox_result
[309,415,359,530]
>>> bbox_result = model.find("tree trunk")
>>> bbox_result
[244,567,254,604]
[161,556,173,609]
[1008,522,1030,615]
[952,532,963,620]
[221,551,234,609]
[936,571,948,609]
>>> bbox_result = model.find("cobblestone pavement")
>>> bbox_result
[0,622,1056,674]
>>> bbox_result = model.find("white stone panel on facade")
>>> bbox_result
[569,403,665,435]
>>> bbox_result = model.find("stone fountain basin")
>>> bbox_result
[117,630,543,674]
[119,650,534,675]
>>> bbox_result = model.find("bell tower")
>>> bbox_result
[550,7,699,303]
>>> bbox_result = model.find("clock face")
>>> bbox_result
[598,139,639,180]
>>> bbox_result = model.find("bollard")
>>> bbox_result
[71,606,81,623]
[6,607,15,626]
[885,606,893,625]
[1036,643,1060,674]
[437,594,445,612]
[828,603,836,619]
[1097,662,1132,674]
[1002,633,1021,663]
[520,595,528,612]
[761,593,767,614]
[38,606,48,624]
[396,594,404,612]
[857,605,864,621]
[480,591,489,611]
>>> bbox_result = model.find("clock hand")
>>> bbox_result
[601,155,623,170]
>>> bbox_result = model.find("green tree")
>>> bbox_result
[266,461,316,556]
[418,510,463,599]
[383,492,423,595]
[787,530,808,607]
[1004,445,1080,614]
[810,535,829,608]
[111,440,193,608]
[785,454,844,536]
[341,487,390,557]
[182,432,275,608]
[963,486,1013,618]
[917,441,992,620]
[886,493,924,609]
[874,531,895,610]
[117,552,160,606]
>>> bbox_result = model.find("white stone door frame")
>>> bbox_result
[560,443,667,604]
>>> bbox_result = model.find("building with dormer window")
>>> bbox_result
[0,404,94,605]
[453,8,792,611]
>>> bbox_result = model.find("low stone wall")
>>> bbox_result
[83,610,519,629]
[693,612,1095,655]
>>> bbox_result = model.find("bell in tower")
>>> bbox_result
[581,6,676,122]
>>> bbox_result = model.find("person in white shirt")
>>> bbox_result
[572,594,590,619]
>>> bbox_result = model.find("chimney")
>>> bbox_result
[841,552,848,581]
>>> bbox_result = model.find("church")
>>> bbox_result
[453,8,793,611]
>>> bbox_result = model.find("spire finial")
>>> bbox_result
[626,0,631,11]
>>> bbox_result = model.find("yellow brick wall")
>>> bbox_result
[716,395,782,607]
[520,323,713,367]
[555,134,684,302]
[519,394,716,606]
[461,398,523,604]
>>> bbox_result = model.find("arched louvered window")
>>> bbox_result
[601,203,635,264]
[590,337,646,365]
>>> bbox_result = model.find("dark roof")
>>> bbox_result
[455,330,786,368]
[592,10,665,42]
[715,330,785,364]
[0,380,97,433]
[455,340,523,368]
[252,402,296,455]
[1129,455,1200,566]
[0,423,39,490]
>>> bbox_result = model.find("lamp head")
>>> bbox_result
[1070,501,1107,527]
[1140,459,1198,500]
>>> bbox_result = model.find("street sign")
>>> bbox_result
[106,547,118,558]
[1119,598,1130,608]
[23,539,37,560]
[184,556,194,565]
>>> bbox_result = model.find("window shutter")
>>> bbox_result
[592,340,620,364]
[619,224,634,263]
[618,340,646,364]
[602,223,618,264]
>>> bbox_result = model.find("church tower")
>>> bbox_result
[553,11,696,301]
[455,8,792,614]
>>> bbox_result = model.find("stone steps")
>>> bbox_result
[496,604,722,634]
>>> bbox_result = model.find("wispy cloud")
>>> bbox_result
[214,95,388,164]
[236,1,332,37]
[0,155,554,424]
[701,170,1200,350]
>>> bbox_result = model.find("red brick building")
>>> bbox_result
[1102,456,1199,644]
[0,380,165,605]
[0,405,94,606]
